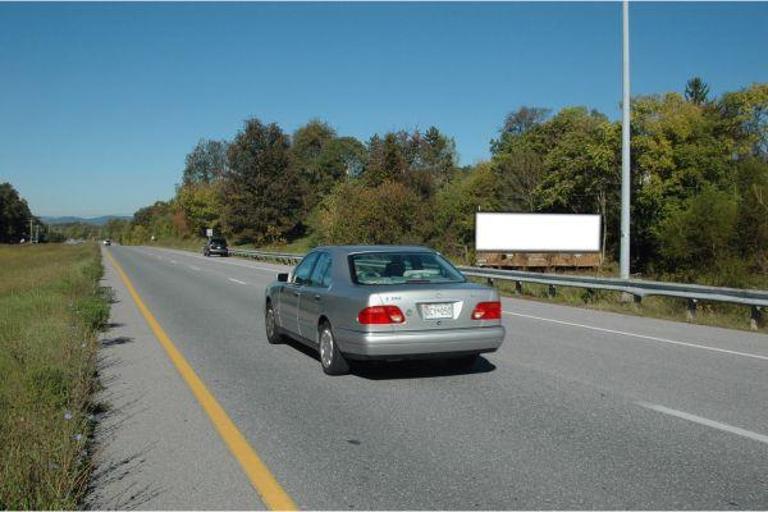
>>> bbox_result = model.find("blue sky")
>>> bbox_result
[1,2,766,217]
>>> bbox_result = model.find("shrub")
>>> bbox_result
[310,180,425,246]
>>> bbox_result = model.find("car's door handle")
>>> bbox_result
[313,294,321,301]
[292,291,300,297]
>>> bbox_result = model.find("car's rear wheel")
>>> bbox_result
[319,321,349,376]
[265,302,282,344]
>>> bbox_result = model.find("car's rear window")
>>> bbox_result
[349,252,465,285]
[210,238,227,245]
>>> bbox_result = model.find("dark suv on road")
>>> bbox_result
[203,237,229,257]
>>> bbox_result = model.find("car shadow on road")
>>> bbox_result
[280,338,496,380]
[352,357,496,380]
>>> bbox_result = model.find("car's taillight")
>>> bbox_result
[471,301,501,320]
[358,305,405,324]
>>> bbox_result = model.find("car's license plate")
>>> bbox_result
[421,303,453,319]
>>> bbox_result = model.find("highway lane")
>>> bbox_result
[104,245,768,509]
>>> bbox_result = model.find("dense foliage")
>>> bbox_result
[119,80,768,286]
[0,183,33,243]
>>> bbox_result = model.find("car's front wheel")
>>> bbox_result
[319,321,349,376]
[265,302,283,344]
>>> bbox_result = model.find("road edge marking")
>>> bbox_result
[104,249,298,511]
[638,402,768,445]
[503,310,768,362]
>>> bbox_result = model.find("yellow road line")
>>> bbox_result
[104,249,298,511]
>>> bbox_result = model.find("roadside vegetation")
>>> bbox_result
[469,277,767,334]
[0,243,109,509]
[96,78,766,328]
[0,182,34,243]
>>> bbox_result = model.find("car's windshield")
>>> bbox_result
[349,252,465,285]
[210,238,227,245]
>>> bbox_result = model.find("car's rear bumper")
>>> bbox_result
[337,325,505,360]
[208,248,228,255]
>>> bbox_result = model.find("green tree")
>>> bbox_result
[103,218,132,241]
[491,144,545,213]
[176,182,224,237]
[317,136,367,179]
[364,133,408,186]
[182,139,229,185]
[130,200,183,240]
[719,83,768,158]
[733,157,768,273]
[655,186,739,282]
[535,108,621,258]
[291,120,366,214]
[311,180,423,246]
[411,127,458,193]
[685,77,710,106]
[0,182,32,243]
[431,162,501,260]
[491,106,551,154]
[223,118,302,244]
[363,128,456,197]
[631,92,736,269]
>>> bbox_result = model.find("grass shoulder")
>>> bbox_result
[0,243,110,509]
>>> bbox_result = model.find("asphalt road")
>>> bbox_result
[96,245,768,510]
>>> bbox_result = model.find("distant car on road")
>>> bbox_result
[264,245,505,375]
[203,237,229,257]
[103,239,112,246]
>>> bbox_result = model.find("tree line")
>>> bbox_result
[114,78,768,286]
[0,183,34,243]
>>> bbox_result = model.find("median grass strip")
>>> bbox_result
[0,243,109,509]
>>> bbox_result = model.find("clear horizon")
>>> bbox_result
[1,2,766,217]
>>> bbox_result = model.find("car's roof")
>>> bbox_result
[313,245,436,256]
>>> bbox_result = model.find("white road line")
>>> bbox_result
[228,278,248,285]
[639,402,768,446]
[170,260,178,264]
[188,265,201,271]
[152,247,281,273]
[503,311,768,362]
[198,255,282,273]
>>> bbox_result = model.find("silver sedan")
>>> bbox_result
[264,245,505,375]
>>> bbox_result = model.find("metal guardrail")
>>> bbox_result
[227,248,766,330]
[228,248,303,265]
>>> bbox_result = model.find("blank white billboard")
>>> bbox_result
[475,213,601,252]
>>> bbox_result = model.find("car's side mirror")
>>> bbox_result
[277,273,289,282]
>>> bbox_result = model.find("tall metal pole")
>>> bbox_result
[620,0,631,280]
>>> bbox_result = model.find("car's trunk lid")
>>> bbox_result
[370,282,498,331]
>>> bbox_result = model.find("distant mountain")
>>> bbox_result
[41,215,131,225]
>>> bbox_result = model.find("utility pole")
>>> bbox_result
[620,0,631,280]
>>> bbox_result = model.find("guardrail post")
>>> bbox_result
[633,294,642,305]
[486,277,494,287]
[515,280,523,295]
[548,284,557,298]
[686,299,698,322]
[751,306,763,331]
